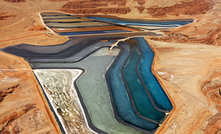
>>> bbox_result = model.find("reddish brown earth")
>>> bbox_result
[61,1,108,9]
[200,67,221,133]
[134,0,145,6]
[28,24,47,31]
[83,0,127,6]
[61,7,131,14]
[0,1,71,133]
[152,25,221,46]
[0,85,19,102]
[136,6,145,14]
[47,0,67,2]
[146,0,214,17]
[0,71,60,134]
[60,0,130,14]
[0,12,16,20]
[0,0,69,48]
[0,52,61,134]
[150,0,221,46]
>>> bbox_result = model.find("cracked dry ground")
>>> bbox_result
[0,52,60,134]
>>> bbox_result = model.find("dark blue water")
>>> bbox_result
[106,42,158,131]
[59,29,130,35]
[87,16,193,27]
[122,44,166,122]
[136,37,173,111]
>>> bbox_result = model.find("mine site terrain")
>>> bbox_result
[0,0,221,134]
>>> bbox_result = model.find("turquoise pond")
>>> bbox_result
[106,42,158,132]
[122,44,166,122]
[136,37,173,112]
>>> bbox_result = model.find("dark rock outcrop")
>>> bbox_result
[4,0,25,2]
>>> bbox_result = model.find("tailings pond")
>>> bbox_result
[0,12,194,134]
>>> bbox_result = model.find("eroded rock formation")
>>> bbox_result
[0,85,19,102]
[146,0,214,17]
[47,0,68,2]
[0,12,16,20]
[28,24,47,31]
[0,52,61,134]
[136,6,145,14]
[202,76,221,103]
[60,0,130,14]
[201,75,221,133]
[61,7,131,14]
[0,70,60,134]
[151,0,221,46]
[134,0,145,6]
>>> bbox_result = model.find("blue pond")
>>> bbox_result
[87,16,193,27]
[106,42,158,132]
[59,29,130,35]
[136,37,173,112]
[122,44,166,122]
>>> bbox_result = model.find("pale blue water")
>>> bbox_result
[122,44,166,122]
[106,42,158,131]
[136,37,173,111]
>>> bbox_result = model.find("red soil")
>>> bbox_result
[134,0,145,6]
[47,0,68,1]
[61,7,131,15]
[61,1,108,9]
[28,24,47,31]
[146,0,214,17]
[136,6,145,14]
[60,0,130,14]
[84,0,126,6]
[0,13,16,20]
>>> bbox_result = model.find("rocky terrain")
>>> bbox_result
[60,0,131,14]
[0,52,61,133]
[0,0,221,133]
[146,0,214,17]
[148,40,221,134]
[151,0,221,46]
